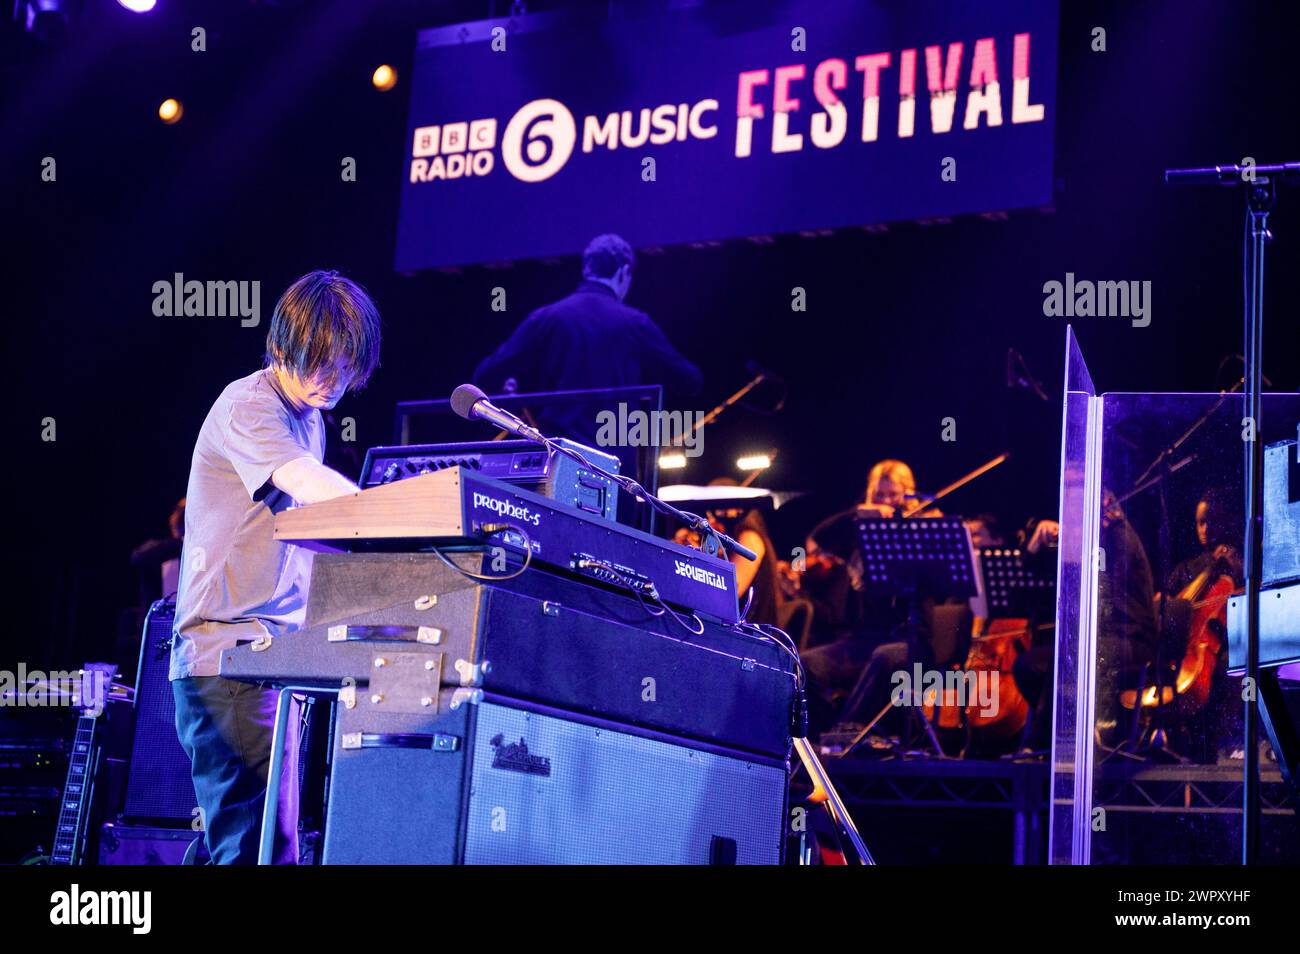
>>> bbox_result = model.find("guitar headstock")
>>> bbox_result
[71,663,121,717]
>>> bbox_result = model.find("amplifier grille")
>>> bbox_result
[123,602,196,822]
[463,703,786,864]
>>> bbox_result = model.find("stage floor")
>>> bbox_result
[801,754,1297,864]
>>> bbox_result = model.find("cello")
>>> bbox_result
[1172,546,1237,710]
[1121,545,1237,711]
[923,617,1033,742]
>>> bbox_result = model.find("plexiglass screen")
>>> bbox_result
[1052,370,1300,863]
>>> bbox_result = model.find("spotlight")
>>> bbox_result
[117,0,156,11]
[371,64,397,92]
[158,98,183,124]
[736,453,772,471]
[658,452,687,470]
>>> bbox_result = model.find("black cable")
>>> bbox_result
[651,592,706,635]
[728,619,805,691]
[533,433,755,561]
[729,618,808,739]
[738,585,754,621]
[630,588,668,619]
[428,523,534,581]
[573,554,686,631]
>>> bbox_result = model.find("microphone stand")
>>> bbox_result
[1129,379,1243,494]
[1239,177,1272,866]
[457,392,883,864]
[660,364,785,465]
[493,416,757,562]
[1165,160,1297,864]
[1143,452,1182,762]
[689,367,782,435]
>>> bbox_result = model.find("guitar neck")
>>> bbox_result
[49,714,100,866]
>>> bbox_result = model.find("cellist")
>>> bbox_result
[1159,487,1243,761]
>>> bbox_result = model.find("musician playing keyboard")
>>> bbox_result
[169,270,382,864]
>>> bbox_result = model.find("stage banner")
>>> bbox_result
[395,0,1058,270]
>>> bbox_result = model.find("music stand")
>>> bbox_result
[854,516,978,601]
[843,516,979,757]
[978,547,1055,619]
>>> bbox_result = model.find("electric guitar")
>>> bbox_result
[49,663,120,866]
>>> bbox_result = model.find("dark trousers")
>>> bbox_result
[172,676,300,865]
[801,638,877,733]
[802,633,926,734]
[1012,644,1055,750]
[841,640,916,725]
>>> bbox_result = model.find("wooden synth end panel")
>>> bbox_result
[274,468,466,548]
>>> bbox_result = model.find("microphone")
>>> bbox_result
[449,386,758,563]
[1164,162,1300,186]
[450,384,543,442]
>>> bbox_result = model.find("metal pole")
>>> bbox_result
[793,736,875,864]
[258,686,337,865]
[1241,181,1273,865]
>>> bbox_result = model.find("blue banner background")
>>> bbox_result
[395,0,1058,270]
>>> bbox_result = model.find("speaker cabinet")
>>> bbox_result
[123,601,196,822]
[322,698,787,865]
[463,701,787,864]
[98,822,197,865]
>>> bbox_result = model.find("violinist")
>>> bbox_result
[796,460,941,735]
[676,478,783,626]
[963,512,1005,550]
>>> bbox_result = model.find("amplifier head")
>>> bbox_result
[361,439,620,522]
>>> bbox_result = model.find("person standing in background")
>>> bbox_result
[472,233,703,459]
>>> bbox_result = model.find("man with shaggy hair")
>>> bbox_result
[170,270,381,864]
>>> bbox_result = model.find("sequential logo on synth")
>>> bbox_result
[674,560,729,592]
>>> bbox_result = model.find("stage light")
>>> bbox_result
[117,0,156,12]
[372,65,397,92]
[658,452,687,470]
[158,98,183,124]
[736,454,772,471]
